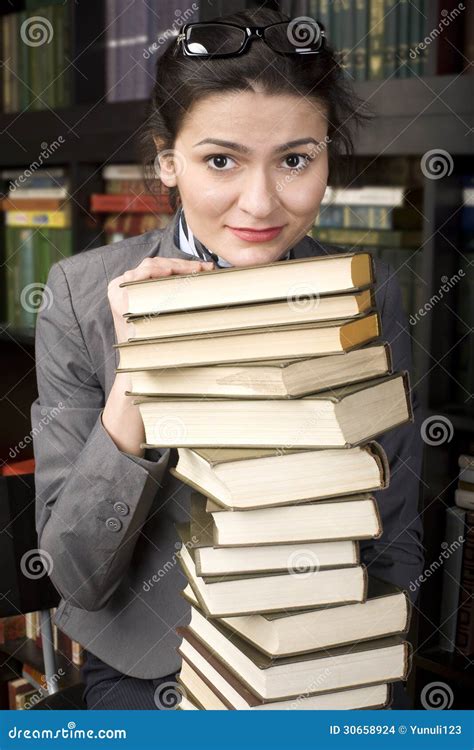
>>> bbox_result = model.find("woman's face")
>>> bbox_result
[156,89,329,267]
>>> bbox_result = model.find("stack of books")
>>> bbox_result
[116,251,414,710]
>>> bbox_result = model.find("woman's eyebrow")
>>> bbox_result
[192,138,320,154]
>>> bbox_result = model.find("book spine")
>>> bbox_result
[439,508,466,651]
[407,0,423,77]
[311,226,422,248]
[383,0,398,79]
[6,210,70,228]
[353,0,368,81]
[455,514,474,655]
[2,17,10,113]
[10,13,18,112]
[20,11,30,111]
[368,0,385,79]
[0,614,26,643]
[339,0,353,76]
[330,0,342,67]
[318,0,330,39]
[397,0,410,78]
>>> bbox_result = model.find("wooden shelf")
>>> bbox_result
[426,406,474,433]
[0,76,473,164]
[0,637,81,690]
[354,75,474,156]
[0,324,35,347]
[414,649,474,689]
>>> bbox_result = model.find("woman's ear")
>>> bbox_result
[153,137,178,187]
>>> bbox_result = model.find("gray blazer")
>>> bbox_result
[31,210,424,678]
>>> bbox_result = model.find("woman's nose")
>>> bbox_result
[236,167,280,217]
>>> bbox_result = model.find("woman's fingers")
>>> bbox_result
[121,257,214,284]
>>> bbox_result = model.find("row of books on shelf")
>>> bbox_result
[113,252,412,710]
[1,611,83,667]
[283,0,474,79]
[439,453,474,658]
[0,0,199,112]
[2,0,474,115]
[0,2,71,114]
[0,165,169,326]
[1,610,83,710]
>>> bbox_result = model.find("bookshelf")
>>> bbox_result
[0,0,473,709]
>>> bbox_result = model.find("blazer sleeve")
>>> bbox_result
[361,261,425,601]
[31,261,171,611]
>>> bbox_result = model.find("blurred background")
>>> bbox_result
[0,0,472,710]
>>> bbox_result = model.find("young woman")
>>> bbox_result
[32,7,424,710]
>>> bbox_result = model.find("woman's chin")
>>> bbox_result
[221,244,287,267]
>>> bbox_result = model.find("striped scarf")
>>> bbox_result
[175,207,292,267]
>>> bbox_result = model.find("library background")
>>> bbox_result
[0,0,473,711]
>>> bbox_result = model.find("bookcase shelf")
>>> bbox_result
[0,637,81,691]
[414,650,474,690]
[0,324,35,347]
[0,76,473,165]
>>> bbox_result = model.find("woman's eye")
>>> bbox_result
[205,155,236,171]
[283,153,311,170]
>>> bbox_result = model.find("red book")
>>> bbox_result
[0,615,26,644]
[90,193,173,214]
[1,459,35,476]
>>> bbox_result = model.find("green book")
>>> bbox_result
[418,0,428,75]
[330,0,343,68]
[383,0,398,78]
[368,0,385,80]
[353,0,369,81]
[10,13,19,112]
[318,0,330,41]
[17,228,36,328]
[407,0,422,77]
[311,226,422,248]
[397,0,410,78]
[339,0,353,76]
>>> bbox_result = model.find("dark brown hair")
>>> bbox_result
[139,6,369,211]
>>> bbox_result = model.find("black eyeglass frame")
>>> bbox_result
[174,20,326,58]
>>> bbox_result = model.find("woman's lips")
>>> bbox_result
[227,225,285,243]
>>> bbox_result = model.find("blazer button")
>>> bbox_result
[113,501,130,516]
[105,517,122,532]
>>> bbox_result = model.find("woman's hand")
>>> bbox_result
[103,256,214,457]
[108,256,215,342]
